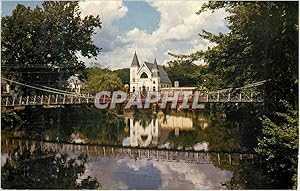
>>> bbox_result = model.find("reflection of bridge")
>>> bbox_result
[1,77,268,107]
[2,138,256,166]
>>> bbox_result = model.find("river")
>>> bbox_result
[1,106,279,189]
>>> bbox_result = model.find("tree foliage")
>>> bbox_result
[167,1,298,188]
[83,67,123,94]
[166,53,208,87]
[198,1,298,107]
[255,101,298,188]
[114,68,130,85]
[195,2,298,188]
[1,1,102,92]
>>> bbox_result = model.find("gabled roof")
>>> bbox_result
[131,52,140,67]
[144,62,172,84]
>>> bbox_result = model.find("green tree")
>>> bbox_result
[83,67,123,94]
[2,147,100,189]
[255,101,298,188]
[195,2,298,188]
[166,53,207,87]
[114,68,130,85]
[197,1,298,108]
[1,1,102,93]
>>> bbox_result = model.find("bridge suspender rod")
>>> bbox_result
[12,96,16,106]
[19,96,22,105]
[55,94,58,104]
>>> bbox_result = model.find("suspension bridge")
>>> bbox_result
[1,77,268,108]
[2,138,257,166]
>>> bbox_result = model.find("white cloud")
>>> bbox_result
[78,1,229,69]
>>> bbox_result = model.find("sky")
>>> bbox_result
[2,0,229,70]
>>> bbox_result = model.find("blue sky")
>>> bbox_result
[2,1,160,34]
[114,1,160,34]
[1,1,229,69]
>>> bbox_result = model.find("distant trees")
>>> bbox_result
[83,68,123,94]
[1,1,102,92]
[165,55,205,87]
[114,68,130,85]
[166,53,223,90]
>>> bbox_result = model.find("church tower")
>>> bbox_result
[130,52,140,92]
[151,58,160,92]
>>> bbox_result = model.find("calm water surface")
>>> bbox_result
[1,107,276,189]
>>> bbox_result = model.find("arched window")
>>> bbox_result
[140,72,148,78]
[133,86,135,92]
[153,86,156,91]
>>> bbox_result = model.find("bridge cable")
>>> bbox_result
[1,77,91,98]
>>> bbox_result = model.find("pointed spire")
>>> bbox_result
[131,51,140,67]
[152,58,159,77]
[154,58,157,65]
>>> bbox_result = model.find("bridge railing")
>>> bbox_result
[2,138,257,166]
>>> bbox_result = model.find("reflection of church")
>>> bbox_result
[124,112,196,148]
[130,118,159,147]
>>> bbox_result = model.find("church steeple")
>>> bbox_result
[152,58,159,77]
[131,51,140,67]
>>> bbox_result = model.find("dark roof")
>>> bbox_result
[131,52,140,67]
[144,62,172,84]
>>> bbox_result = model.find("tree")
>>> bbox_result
[197,2,298,109]
[1,147,100,189]
[166,53,207,87]
[195,2,298,188]
[1,1,102,93]
[255,101,298,188]
[83,67,123,94]
[114,68,130,85]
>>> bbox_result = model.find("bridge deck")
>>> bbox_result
[1,91,264,107]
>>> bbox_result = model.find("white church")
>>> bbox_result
[129,52,172,93]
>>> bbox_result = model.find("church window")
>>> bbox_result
[153,86,156,91]
[140,72,148,78]
[153,81,155,84]
[133,86,135,92]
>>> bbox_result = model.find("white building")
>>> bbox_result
[129,52,172,93]
[67,75,84,94]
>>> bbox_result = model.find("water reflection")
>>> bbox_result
[1,107,279,189]
[124,112,210,150]
[85,157,232,189]
[1,146,100,189]
[121,111,232,152]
